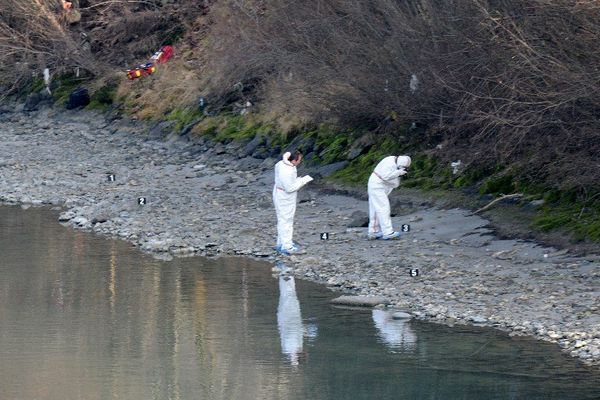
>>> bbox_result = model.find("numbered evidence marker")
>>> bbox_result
[409,268,419,277]
[107,174,116,182]
[401,224,411,232]
[320,232,330,240]
[137,197,147,205]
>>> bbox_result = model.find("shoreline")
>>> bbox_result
[2,106,600,367]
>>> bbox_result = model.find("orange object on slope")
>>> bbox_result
[126,46,173,81]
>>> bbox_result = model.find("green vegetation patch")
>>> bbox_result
[479,173,516,195]
[88,84,117,110]
[166,107,205,132]
[214,115,259,142]
[52,74,88,106]
[189,113,280,144]
[28,78,46,94]
[534,199,600,241]
[330,137,402,185]
[296,124,351,163]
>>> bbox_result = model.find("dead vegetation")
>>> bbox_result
[1,0,600,192]
[202,0,600,191]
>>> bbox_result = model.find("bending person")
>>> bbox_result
[273,151,313,255]
[368,155,411,240]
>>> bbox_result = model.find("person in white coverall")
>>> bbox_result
[368,155,411,240]
[273,151,313,255]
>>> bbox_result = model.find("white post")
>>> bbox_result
[43,68,51,95]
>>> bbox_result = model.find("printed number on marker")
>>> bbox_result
[137,197,147,205]
[320,232,329,240]
[401,224,410,232]
[409,268,419,277]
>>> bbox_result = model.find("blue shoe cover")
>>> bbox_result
[381,231,401,240]
[279,244,301,255]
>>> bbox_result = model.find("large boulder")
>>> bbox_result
[330,295,388,307]
[147,120,176,140]
[286,135,316,154]
[65,87,90,110]
[24,90,52,112]
[317,161,349,177]
[347,210,369,228]
[243,135,265,157]
[251,147,271,159]
[179,117,204,137]
[235,156,264,170]
[347,134,375,160]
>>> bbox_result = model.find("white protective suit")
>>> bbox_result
[368,155,411,236]
[273,153,312,250]
[277,274,304,366]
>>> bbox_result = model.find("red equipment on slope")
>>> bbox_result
[126,45,174,80]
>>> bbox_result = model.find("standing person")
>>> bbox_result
[368,155,411,240]
[273,151,313,255]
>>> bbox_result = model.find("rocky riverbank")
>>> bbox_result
[2,105,600,367]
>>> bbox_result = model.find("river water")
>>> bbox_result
[1,206,600,400]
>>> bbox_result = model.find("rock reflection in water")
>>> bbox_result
[371,310,416,351]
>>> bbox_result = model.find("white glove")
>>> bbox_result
[398,168,407,176]
[302,175,314,184]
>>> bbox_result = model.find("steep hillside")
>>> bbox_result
[2,0,600,243]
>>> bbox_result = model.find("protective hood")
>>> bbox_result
[282,152,293,166]
[396,156,411,168]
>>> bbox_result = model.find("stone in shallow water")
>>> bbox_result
[330,295,388,307]
[392,311,413,320]
[470,315,487,324]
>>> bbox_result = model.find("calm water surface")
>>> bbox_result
[1,206,600,400]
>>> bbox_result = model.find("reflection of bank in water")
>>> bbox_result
[277,270,318,366]
[372,310,416,351]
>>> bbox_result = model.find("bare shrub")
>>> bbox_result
[2,0,598,190]
[0,0,95,94]
[202,0,600,190]
[0,0,206,96]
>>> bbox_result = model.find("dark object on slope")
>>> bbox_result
[66,87,90,110]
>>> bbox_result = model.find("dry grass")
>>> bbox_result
[115,54,205,119]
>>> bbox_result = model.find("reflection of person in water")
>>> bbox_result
[277,273,305,366]
[372,309,416,351]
